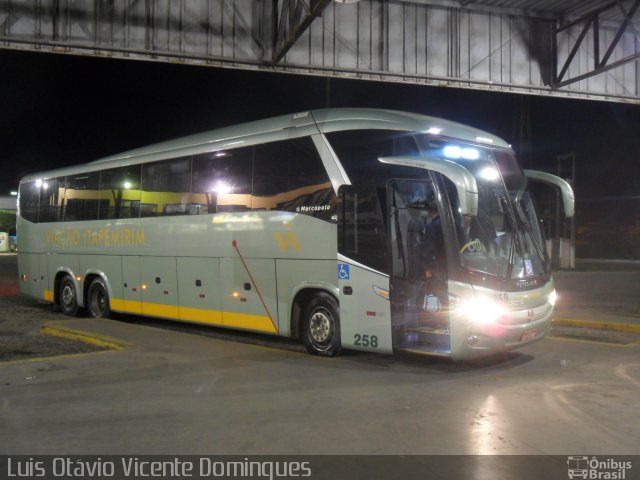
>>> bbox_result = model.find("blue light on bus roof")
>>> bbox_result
[443,146,461,158]
[443,145,479,160]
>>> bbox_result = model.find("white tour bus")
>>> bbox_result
[17,109,574,360]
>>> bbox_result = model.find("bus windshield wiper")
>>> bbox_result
[513,196,546,267]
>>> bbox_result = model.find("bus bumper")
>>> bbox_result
[450,300,555,361]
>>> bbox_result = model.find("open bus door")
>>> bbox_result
[387,179,452,356]
[336,180,454,356]
[378,156,479,357]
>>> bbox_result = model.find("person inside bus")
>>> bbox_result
[406,194,445,318]
[400,186,431,329]
[468,190,498,253]
[421,198,446,313]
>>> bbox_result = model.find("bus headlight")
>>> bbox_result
[454,296,507,324]
[548,289,557,306]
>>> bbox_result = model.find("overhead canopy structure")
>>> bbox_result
[1,0,639,103]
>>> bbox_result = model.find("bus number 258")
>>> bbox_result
[354,334,378,348]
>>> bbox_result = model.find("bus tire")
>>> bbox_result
[87,278,111,319]
[301,292,341,357]
[59,274,80,317]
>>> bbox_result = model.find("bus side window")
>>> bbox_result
[191,147,253,214]
[99,165,142,219]
[19,181,40,223]
[253,137,335,221]
[141,157,190,217]
[37,177,65,223]
[63,172,101,222]
[338,185,388,274]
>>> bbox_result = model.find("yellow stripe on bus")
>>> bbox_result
[142,302,181,319]
[111,299,142,315]
[109,298,275,333]
[43,293,269,333]
[224,312,278,333]
[179,306,223,326]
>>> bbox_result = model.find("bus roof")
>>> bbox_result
[20,108,511,183]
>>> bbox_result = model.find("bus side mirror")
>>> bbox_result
[524,170,575,218]
[378,156,478,216]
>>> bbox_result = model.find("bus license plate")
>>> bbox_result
[521,329,537,342]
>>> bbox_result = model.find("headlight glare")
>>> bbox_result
[455,296,507,324]
[548,289,557,306]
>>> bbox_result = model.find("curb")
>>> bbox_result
[41,322,131,351]
[553,317,640,333]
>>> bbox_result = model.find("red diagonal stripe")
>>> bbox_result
[231,240,278,333]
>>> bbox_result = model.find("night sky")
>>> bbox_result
[2,48,640,221]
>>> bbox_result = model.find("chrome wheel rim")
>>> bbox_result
[309,308,334,344]
[61,283,74,308]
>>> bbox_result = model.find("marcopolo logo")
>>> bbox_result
[295,205,331,213]
[567,456,632,479]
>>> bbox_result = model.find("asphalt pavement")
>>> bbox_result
[552,259,640,332]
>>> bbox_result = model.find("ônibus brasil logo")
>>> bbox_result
[567,456,632,479]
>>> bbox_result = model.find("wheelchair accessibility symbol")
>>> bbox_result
[338,263,350,280]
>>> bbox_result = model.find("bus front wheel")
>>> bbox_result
[87,278,111,319]
[59,275,80,317]
[301,293,341,357]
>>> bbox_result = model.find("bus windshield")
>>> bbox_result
[418,137,548,280]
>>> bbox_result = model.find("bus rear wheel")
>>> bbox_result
[59,275,80,317]
[87,278,111,319]
[301,293,341,357]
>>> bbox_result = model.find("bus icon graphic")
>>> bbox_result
[567,456,589,479]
